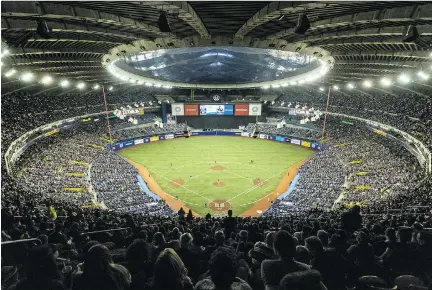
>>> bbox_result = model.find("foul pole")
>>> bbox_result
[102,85,112,141]
[321,86,331,142]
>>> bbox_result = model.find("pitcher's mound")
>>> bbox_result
[209,200,231,211]
[169,179,184,188]
[211,165,226,171]
[253,178,268,186]
[212,181,225,187]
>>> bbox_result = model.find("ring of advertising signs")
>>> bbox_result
[114,132,322,151]
[290,139,301,145]
[301,141,311,148]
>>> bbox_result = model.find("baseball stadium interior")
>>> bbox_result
[1,1,432,290]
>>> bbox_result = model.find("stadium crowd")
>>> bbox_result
[112,123,186,140]
[8,121,171,217]
[1,88,432,290]
[273,90,432,151]
[256,123,321,140]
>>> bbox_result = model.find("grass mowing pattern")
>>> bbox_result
[119,137,314,216]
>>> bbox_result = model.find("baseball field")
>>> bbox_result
[119,136,314,216]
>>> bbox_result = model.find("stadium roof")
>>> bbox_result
[1,1,432,88]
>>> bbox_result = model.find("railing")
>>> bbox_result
[1,238,41,246]
[79,227,130,236]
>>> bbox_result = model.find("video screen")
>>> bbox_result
[199,104,233,116]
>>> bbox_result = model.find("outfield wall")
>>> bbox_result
[113,131,321,151]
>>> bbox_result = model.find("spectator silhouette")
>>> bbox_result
[151,248,193,290]
[72,244,131,290]
[125,239,151,290]
[261,230,309,290]
[9,244,65,290]
[195,247,252,290]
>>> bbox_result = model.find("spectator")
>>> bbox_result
[9,245,65,290]
[261,230,309,290]
[279,270,326,290]
[72,244,131,290]
[195,247,252,290]
[151,248,193,290]
[125,239,151,290]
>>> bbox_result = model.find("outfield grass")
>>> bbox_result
[119,136,314,216]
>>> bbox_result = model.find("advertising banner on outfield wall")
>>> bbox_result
[124,141,134,147]
[241,132,250,137]
[268,136,276,140]
[235,104,249,116]
[144,138,150,143]
[311,143,320,150]
[184,104,199,116]
[276,136,286,142]
[150,136,159,142]
[171,103,184,116]
[134,139,144,145]
[291,139,301,145]
[301,141,311,148]
[259,134,267,139]
[248,103,262,116]
[159,136,165,141]
[165,134,174,139]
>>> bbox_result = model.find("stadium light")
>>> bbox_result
[108,86,114,91]
[1,49,9,57]
[41,75,53,85]
[5,69,16,77]
[289,81,297,86]
[298,79,305,84]
[154,83,162,88]
[271,84,280,88]
[398,74,410,84]
[281,83,288,87]
[333,85,339,90]
[77,82,85,89]
[347,83,354,89]
[138,80,144,85]
[21,72,34,82]
[145,82,153,87]
[380,77,392,87]
[60,80,70,88]
[93,84,100,90]
[417,71,429,80]
[262,85,270,89]
[363,80,372,88]
[319,87,324,91]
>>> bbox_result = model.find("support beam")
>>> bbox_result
[235,2,335,38]
[268,17,432,40]
[139,1,210,38]
[1,28,140,42]
[1,12,176,39]
[10,47,107,55]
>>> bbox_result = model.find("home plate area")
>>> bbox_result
[209,200,231,211]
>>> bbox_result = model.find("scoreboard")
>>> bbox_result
[171,103,261,116]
